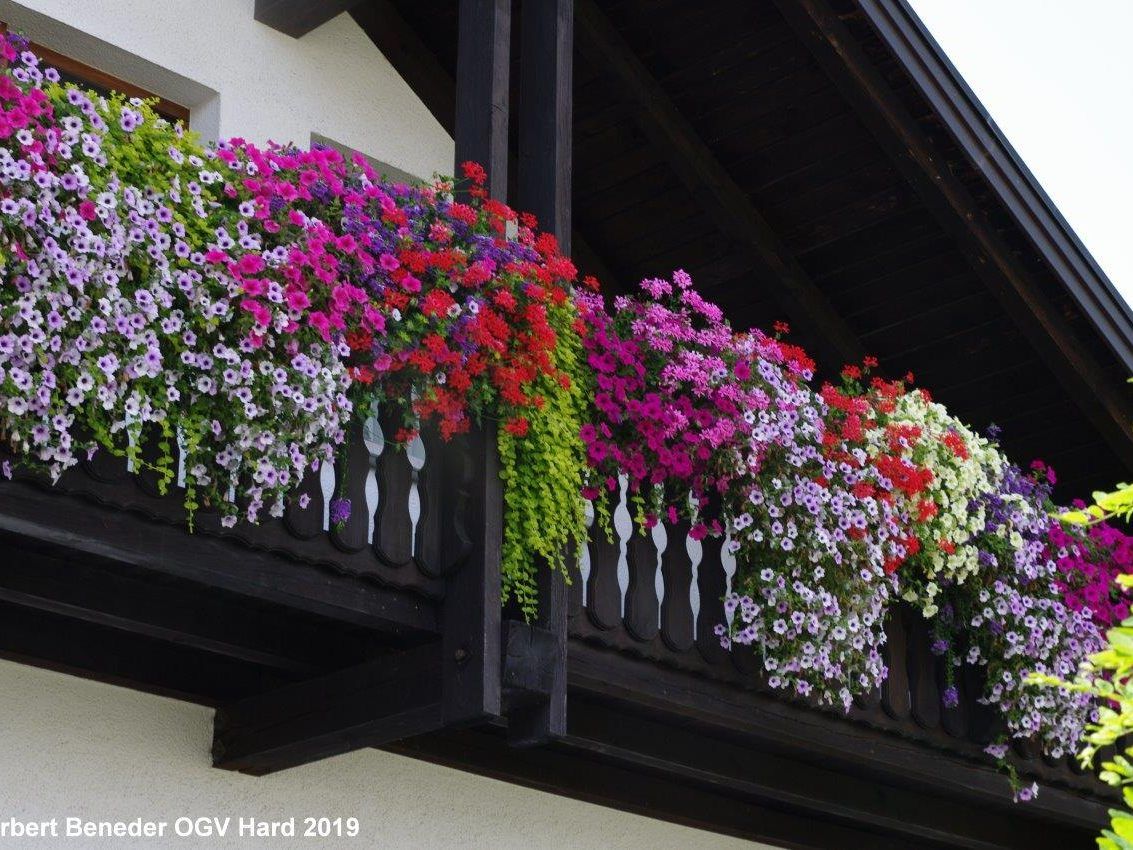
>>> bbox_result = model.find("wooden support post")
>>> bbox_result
[441,421,503,726]
[503,0,574,746]
[454,0,512,199]
[517,0,574,254]
[441,0,512,730]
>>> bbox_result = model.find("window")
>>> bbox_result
[0,24,189,124]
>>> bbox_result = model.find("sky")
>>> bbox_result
[907,0,1133,302]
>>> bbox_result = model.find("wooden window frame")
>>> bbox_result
[0,24,190,123]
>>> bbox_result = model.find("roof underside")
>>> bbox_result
[357,0,1133,499]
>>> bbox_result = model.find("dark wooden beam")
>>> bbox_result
[440,423,503,726]
[772,0,1133,468]
[517,0,574,253]
[213,643,443,775]
[503,0,574,746]
[566,640,1110,832]
[575,0,865,368]
[0,546,337,676]
[253,0,360,38]
[0,480,436,633]
[454,0,512,199]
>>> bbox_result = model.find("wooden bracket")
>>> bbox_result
[212,643,443,775]
[502,615,565,746]
[253,0,361,39]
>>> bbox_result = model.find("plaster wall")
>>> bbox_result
[0,0,453,178]
[0,659,766,849]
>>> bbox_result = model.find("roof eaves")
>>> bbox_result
[858,0,1133,377]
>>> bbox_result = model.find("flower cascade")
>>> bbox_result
[719,352,906,707]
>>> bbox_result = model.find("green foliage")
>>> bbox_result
[1062,484,1133,526]
[497,298,590,618]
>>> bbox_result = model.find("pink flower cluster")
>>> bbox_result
[1051,513,1133,628]
[577,270,814,537]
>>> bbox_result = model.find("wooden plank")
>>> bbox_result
[253,0,360,38]
[772,0,1133,468]
[0,602,293,704]
[213,643,443,775]
[0,544,357,676]
[575,0,864,369]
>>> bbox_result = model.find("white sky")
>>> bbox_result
[907,0,1133,302]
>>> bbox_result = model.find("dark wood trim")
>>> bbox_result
[252,0,361,39]
[214,643,443,775]
[575,0,865,368]
[772,0,1133,467]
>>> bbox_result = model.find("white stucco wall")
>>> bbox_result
[0,659,765,849]
[0,0,453,178]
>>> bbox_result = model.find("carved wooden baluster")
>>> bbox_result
[406,430,427,553]
[414,423,445,578]
[328,419,371,553]
[81,443,130,483]
[284,459,325,539]
[731,637,764,683]
[1012,736,1038,761]
[907,611,941,730]
[881,604,912,719]
[585,494,623,631]
[939,656,970,738]
[361,413,383,545]
[374,409,415,567]
[624,527,660,642]
[660,519,695,652]
[695,533,730,665]
[961,662,1000,745]
[433,430,470,577]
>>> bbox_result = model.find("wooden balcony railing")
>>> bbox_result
[3,413,473,600]
[568,483,1104,796]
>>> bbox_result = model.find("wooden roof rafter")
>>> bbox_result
[771,0,1133,467]
[575,0,866,369]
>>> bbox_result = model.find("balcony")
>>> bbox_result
[0,421,1113,848]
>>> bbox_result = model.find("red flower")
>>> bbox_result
[460,160,487,186]
[504,417,529,437]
